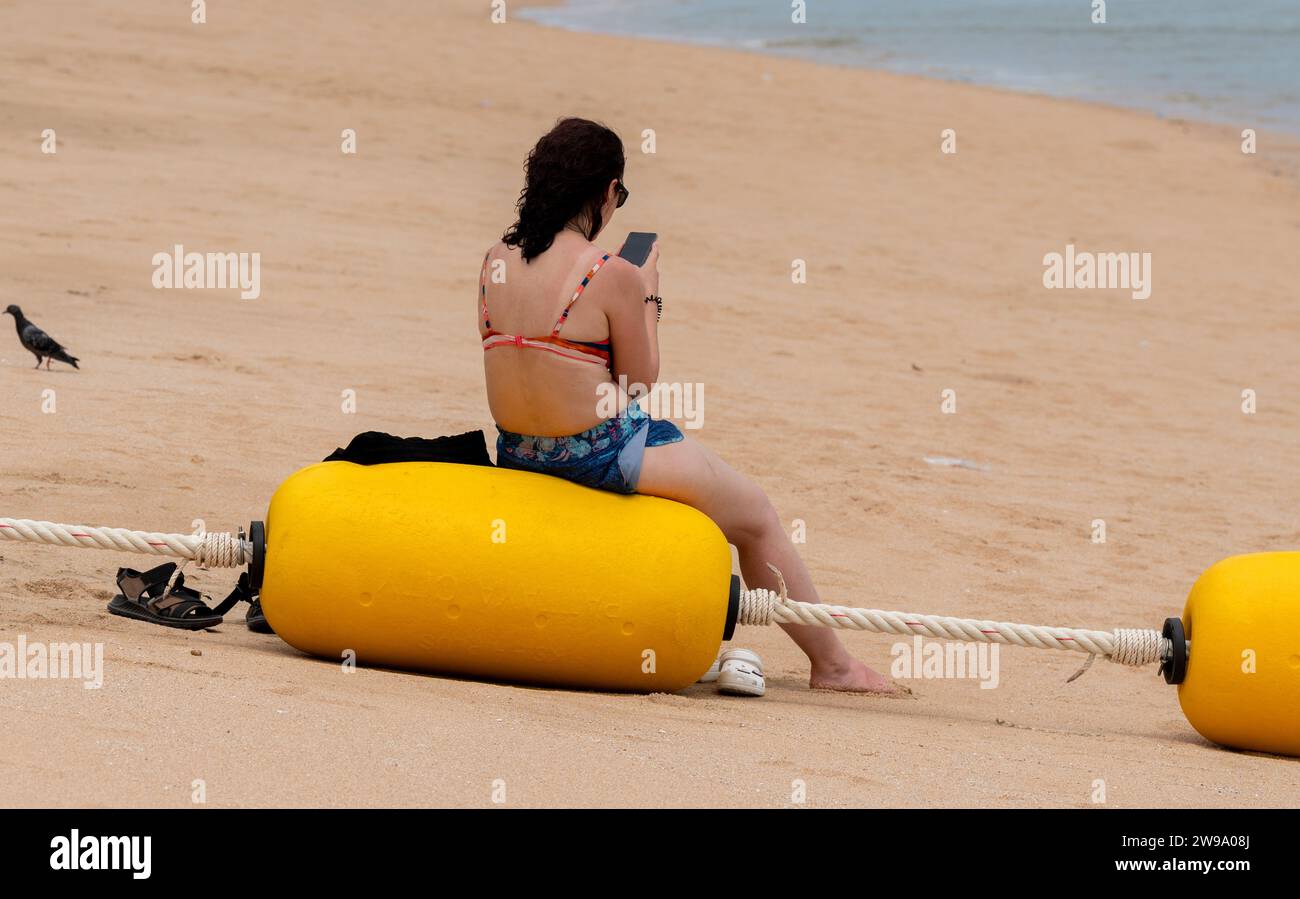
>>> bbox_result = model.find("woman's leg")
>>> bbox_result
[638,435,897,693]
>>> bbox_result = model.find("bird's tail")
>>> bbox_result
[53,349,79,369]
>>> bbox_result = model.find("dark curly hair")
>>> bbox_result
[503,118,625,262]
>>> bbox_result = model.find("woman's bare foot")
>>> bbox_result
[809,656,904,694]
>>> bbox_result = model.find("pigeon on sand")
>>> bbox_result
[4,305,80,370]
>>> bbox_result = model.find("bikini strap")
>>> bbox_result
[479,249,493,329]
[552,254,612,336]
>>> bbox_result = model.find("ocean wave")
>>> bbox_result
[747,35,863,51]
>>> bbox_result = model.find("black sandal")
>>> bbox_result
[245,596,274,634]
[108,563,252,631]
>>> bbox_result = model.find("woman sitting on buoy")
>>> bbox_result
[479,117,894,693]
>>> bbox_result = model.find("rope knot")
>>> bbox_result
[735,563,791,626]
[193,531,246,568]
[1109,627,1167,668]
[737,588,777,626]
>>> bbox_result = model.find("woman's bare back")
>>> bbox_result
[479,233,621,436]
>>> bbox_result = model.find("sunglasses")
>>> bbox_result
[615,180,629,208]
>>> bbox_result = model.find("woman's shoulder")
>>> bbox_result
[589,253,641,305]
[595,252,639,285]
[479,241,513,283]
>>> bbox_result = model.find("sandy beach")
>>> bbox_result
[3,0,1299,807]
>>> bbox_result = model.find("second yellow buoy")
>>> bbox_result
[1177,552,1300,757]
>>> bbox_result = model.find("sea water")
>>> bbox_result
[521,0,1300,133]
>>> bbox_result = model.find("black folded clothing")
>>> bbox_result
[322,430,493,467]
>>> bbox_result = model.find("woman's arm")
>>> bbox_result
[605,244,661,396]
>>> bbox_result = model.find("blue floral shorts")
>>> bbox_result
[495,400,684,494]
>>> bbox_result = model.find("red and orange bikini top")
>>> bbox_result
[479,250,613,367]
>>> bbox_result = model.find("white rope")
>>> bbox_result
[2,517,1166,673]
[0,518,249,568]
[740,564,1167,672]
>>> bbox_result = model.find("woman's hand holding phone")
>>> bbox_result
[640,241,660,298]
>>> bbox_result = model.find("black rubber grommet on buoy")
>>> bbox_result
[723,574,740,641]
[1160,616,1188,685]
[248,520,266,593]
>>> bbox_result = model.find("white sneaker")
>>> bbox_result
[697,656,722,684]
[716,648,765,697]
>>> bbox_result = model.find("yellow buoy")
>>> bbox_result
[1177,552,1300,757]
[258,461,737,692]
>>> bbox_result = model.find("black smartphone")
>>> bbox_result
[618,231,657,267]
